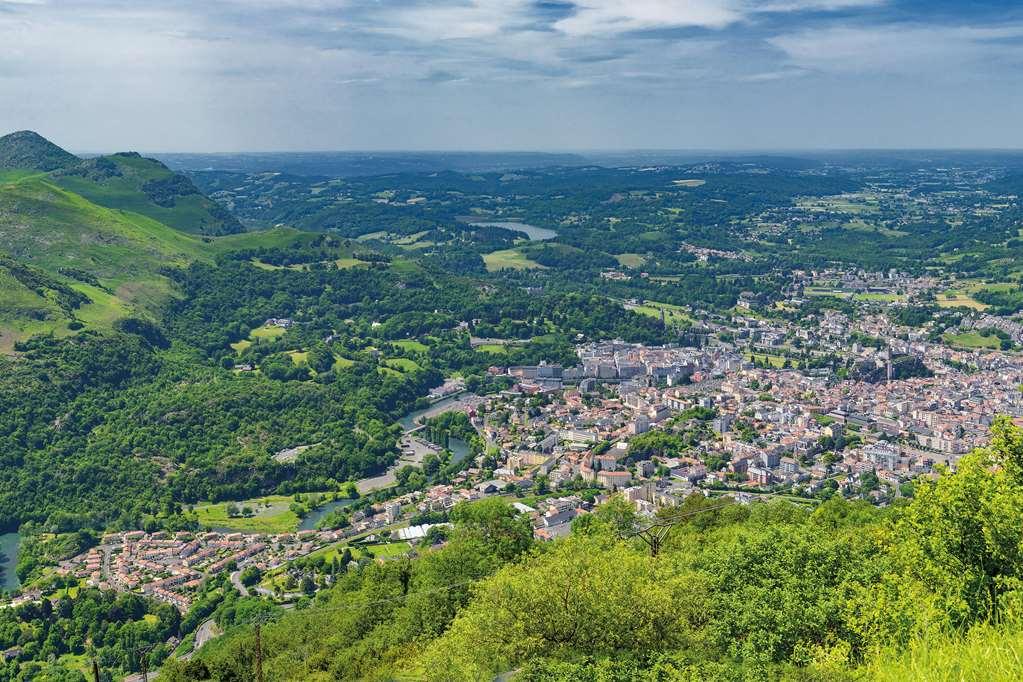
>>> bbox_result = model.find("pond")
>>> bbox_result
[470,221,557,241]
[0,532,21,592]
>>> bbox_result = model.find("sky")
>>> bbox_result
[1,0,1022,152]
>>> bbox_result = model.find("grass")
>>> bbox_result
[70,282,132,327]
[384,358,421,372]
[360,541,413,558]
[333,355,355,370]
[392,340,428,353]
[797,194,880,215]
[288,350,310,366]
[378,366,403,378]
[937,290,988,310]
[615,253,647,268]
[630,300,691,326]
[231,339,253,354]
[0,176,212,346]
[867,621,1023,682]
[476,343,509,354]
[250,325,287,340]
[207,227,309,255]
[943,331,1002,350]
[53,154,235,235]
[853,292,906,302]
[483,249,545,272]
[194,495,301,534]
[745,351,791,368]
[0,170,46,184]
[55,654,92,679]
[672,179,706,187]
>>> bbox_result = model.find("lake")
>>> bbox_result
[0,532,21,592]
[470,221,557,241]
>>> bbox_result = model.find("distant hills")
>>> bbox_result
[157,150,590,177]
[0,131,276,351]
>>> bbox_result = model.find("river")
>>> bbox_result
[469,221,557,241]
[398,392,479,432]
[299,497,358,531]
[0,532,21,592]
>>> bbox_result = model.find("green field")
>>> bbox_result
[797,194,879,215]
[231,339,253,353]
[630,300,692,326]
[384,358,421,372]
[937,290,988,310]
[194,495,301,534]
[853,292,906,302]
[392,339,428,353]
[250,325,287,340]
[483,249,545,272]
[943,331,1002,350]
[615,253,647,268]
[745,351,791,368]
[333,355,355,370]
[53,153,238,235]
[476,343,509,354]
[0,176,214,347]
[360,541,413,558]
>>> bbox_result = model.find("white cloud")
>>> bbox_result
[373,0,536,41]
[755,0,885,12]
[554,0,742,36]
[551,0,888,37]
[769,24,1023,74]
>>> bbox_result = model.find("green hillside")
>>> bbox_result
[0,133,300,351]
[53,152,243,236]
[0,174,201,349]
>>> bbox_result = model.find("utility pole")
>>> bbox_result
[134,644,155,682]
[622,502,734,557]
[254,622,265,682]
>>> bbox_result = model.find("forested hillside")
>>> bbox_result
[157,418,1023,681]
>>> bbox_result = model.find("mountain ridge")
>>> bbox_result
[0,130,80,172]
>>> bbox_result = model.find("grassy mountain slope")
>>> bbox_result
[0,173,203,349]
[0,131,303,350]
[54,152,243,236]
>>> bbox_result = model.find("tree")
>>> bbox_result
[239,566,262,587]
[449,498,533,562]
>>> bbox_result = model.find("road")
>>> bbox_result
[180,618,221,661]
[229,569,249,597]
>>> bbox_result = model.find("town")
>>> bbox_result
[50,268,1023,614]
